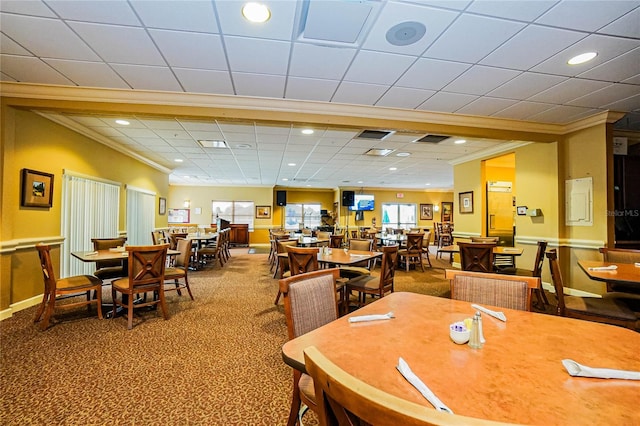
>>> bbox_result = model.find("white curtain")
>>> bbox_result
[61,172,120,277]
[126,186,156,246]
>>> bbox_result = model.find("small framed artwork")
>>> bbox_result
[168,208,190,223]
[159,197,166,215]
[21,168,54,208]
[442,202,453,222]
[420,204,433,220]
[256,205,272,219]
[459,191,474,214]
[517,206,528,216]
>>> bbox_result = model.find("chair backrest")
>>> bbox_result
[422,230,431,247]
[124,244,169,290]
[91,237,127,269]
[151,230,166,245]
[304,346,489,426]
[458,242,495,272]
[329,234,344,248]
[175,238,192,269]
[599,247,640,263]
[445,269,537,311]
[546,249,566,316]
[286,246,319,276]
[378,245,399,295]
[348,238,373,251]
[471,236,499,243]
[404,233,424,253]
[531,241,548,277]
[169,233,188,250]
[316,231,332,240]
[35,244,57,294]
[277,239,298,253]
[279,269,340,339]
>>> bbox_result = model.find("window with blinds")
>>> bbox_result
[126,186,156,245]
[212,200,255,230]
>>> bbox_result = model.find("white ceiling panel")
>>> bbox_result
[568,83,640,109]
[46,0,140,25]
[535,1,638,32]
[216,0,295,40]
[598,7,640,38]
[110,64,182,91]
[0,54,74,84]
[578,47,640,83]
[224,36,290,74]
[0,33,31,55]
[345,51,415,85]
[43,59,129,88]
[398,58,470,90]
[174,68,234,95]
[456,97,519,116]
[375,87,436,109]
[285,77,339,102]
[419,92,478,112]
[444,65,520,96]
[231,72,286,97]
[465,1,555,21]
[492,101,553,120]
[289,43,357,80]
[331,81,389,105]
[0,1,56,17]
[529,78,610,104]
[488,72,567,100]
[148,30,227,69]
[130,0,219,33]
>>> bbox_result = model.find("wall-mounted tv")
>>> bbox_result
[349,194,375,211]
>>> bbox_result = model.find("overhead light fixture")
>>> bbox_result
[433,204,440,212]
[288,163,296,166]
[396,152,411,157]
[282,178,289,181]
[236,143,252,149]
[198,140,227,148]
[365,148,394,157]
[174,158,183,163]
[301,129,314,135]
[242,2,270,23]
[115,119,130,126]
[454,139,466,144]
[425,183,431,186]
[568,52,597,65]
[389,167,397,171]
[183,200,190,208]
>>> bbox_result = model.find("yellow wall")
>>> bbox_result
[453,161,483,236]
[1,107,169,313]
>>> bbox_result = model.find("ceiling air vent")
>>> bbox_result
[356,130,394,140]
[365,148,394,157]
[414,134,449,143]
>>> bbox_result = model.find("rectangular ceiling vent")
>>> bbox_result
[365,148,394,157]
[197,140,227,148]
[414,134,450,143]
[356,130,394,140]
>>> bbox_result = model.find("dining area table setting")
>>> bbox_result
[282,292,640,425]
[578,260,640,288]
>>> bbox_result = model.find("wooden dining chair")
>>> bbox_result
[346,245,398,308]
[164,238,195,300]
[34,244,103,330]
[546,249,637,330]
[338,239,374,279]
[286,246,320,276]
[91,237,127,281]
[397,233,425,272]
[111,244,170,330]
[329,234,344,249]
[279,269,341,426]
[512,241,548,308]
[458,242,495,273]
[420,230,432,267]
[445,269,539,311]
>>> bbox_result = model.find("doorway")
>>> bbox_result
[484,154,515,246]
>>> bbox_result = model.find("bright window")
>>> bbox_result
[212,200,254,230]
[381,203,416,230]
[284,203,321,230]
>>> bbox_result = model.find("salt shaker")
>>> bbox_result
[468,312,483,349]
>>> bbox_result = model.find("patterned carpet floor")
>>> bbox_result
[0,247,551,425]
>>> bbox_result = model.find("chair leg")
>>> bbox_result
[127,293,134,330]
[184,277,194,301]
[287,371,302,426]
[274,290,282,305]
[157,288,169,321]
[40,297,55,331]
[33,292,49,324]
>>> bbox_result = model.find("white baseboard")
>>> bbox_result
[1,295,43,321]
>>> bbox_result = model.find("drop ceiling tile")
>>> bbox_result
[232,72,286,97]
[344,51,415,85]
[1,33,31,55]
[1,14,101,61]
[285,77,340,102]
[362,2,459,55]
[110,64,182,91]
[578,47,640,82]
[604,93,640,111]
[418,92,478,113]
[69,22,165,65]
[528,78,610,104]
[332,81,388,105]
[531,34,639,77]
[46,0,140,25]
[398,58,470,90]
[488,72,567,100]
[1,1,56,16]
[567,83,640,108]
[529,105,598,123]
[424,14,525,63]
[535,1,637,32]
[0,54,74,85]
[179,120,220,132]
[456,97,519,116]
[598,7,640,38]
[148,30,227,69]
[137,118,181,130]
[622,74,640,85]
[492,101,553,120]
[465,1,555,21]
[375,87,436,109]
[444,65,520,96]
[289,43,357,80]
[43,59,130,88]
[216,0,295,40]
[225,36,289,74]
[130,0,219,33]
[480,25,585,70]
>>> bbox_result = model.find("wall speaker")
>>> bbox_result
[276,190,287,206]
[342,190,355,207]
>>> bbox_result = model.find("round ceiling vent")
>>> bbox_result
[385,21,426,46]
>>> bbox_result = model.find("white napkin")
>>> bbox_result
[634,262,640,267]
[587,265,618,271]
[562,359,640,380]
[471,304,507,322]
[348,311,394,323]
[85,251,98,256]
[396,358,453,414]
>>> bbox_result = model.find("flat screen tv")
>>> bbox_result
[349,194,375,211]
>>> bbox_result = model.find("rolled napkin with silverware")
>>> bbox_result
[397,357,453,413]
[562,359,640,380]
[85,251,98,256]
[587,265,618,271]
[348,311,394,323]
[471,304,506,322]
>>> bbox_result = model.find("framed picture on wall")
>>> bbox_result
[256,205,272,219]
[459,191,474,214]
[21,168,54,208]
[441,202,453,222]
[158,197,166,215]
[420,204,433,220]
[168,208,190,223]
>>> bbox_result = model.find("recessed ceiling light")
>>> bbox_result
[301,129,314,135]
[115,119,130,126]
[425,183,431,186]
[396,152,411,157]
[282,178,288,181]
[236,143,252,149]
[174,158,183,163]
[389,167,397,171]
[242,2,270,23]
[288,163,296,166]
[365,148,394,157]
[198,139,227,148]
[568,52,597,65]
[358,181,363,184]
[454,139,466,144]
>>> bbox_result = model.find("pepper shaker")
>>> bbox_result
[468,312,483,349]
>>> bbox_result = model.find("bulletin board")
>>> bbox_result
[565,177,592,226]
[168,208,190,224]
